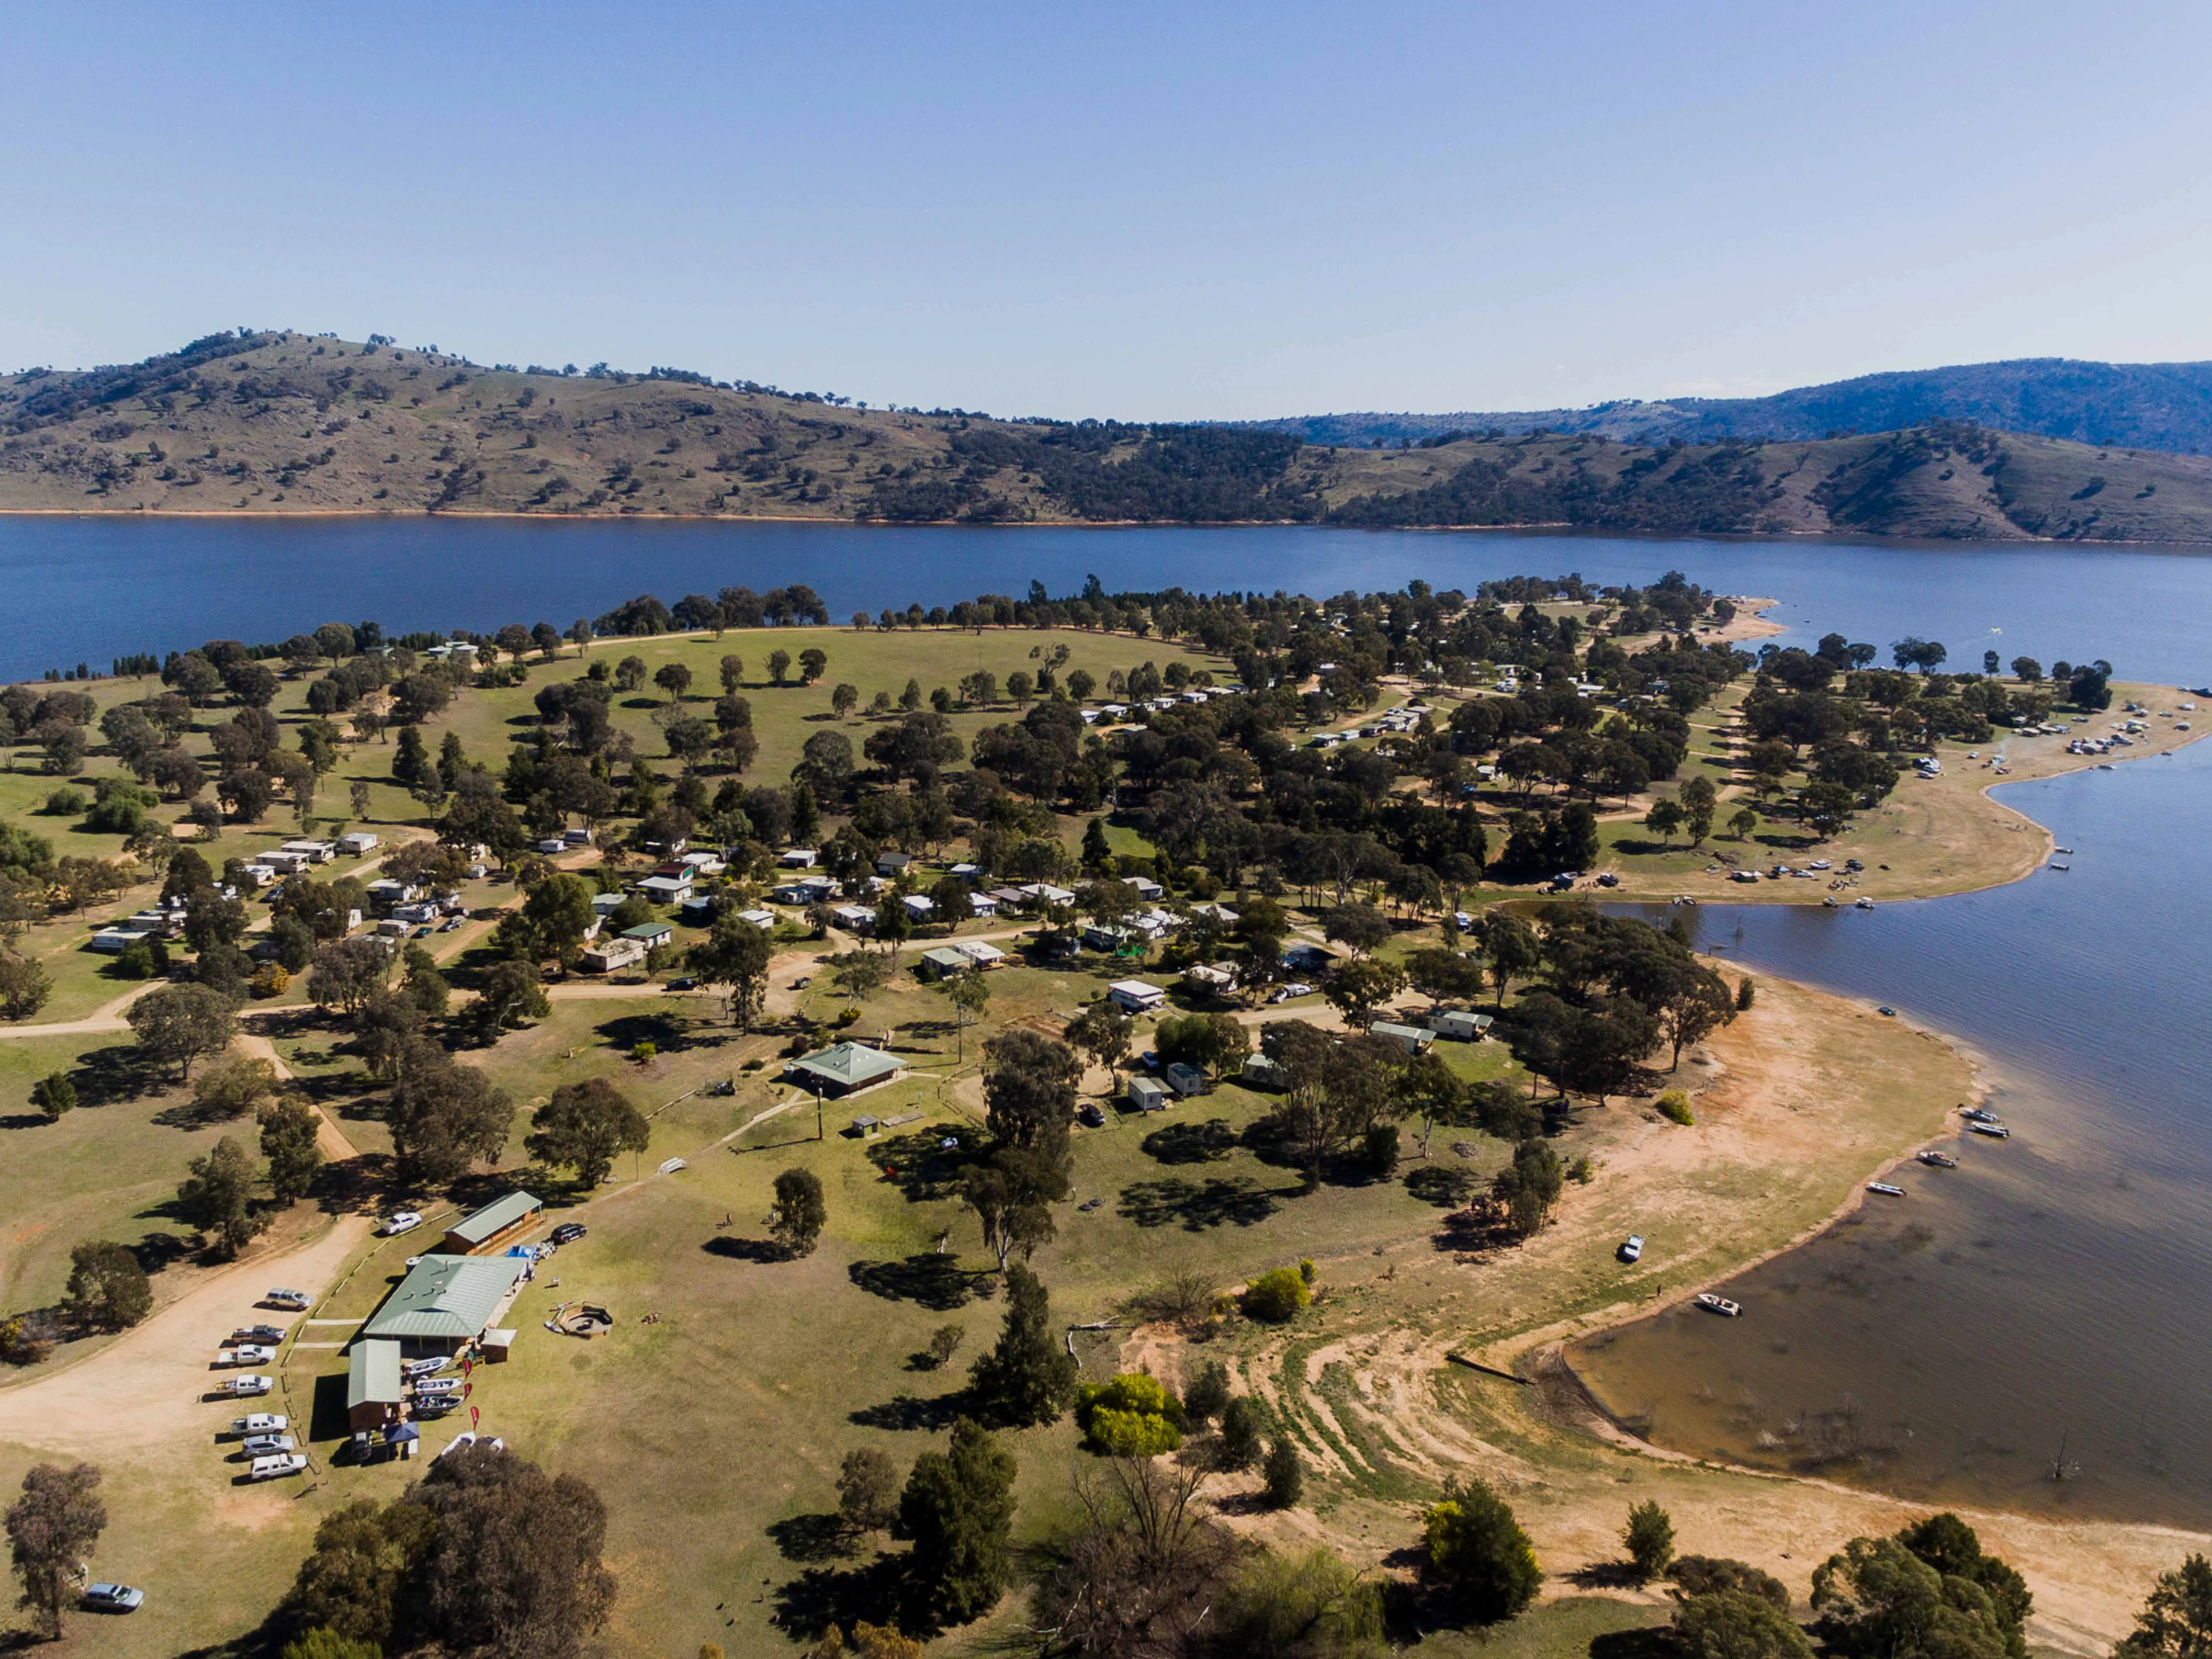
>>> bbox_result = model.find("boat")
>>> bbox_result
[2055,846,2075,855]
[1968,1121,2012,1139]
[1866,1181,1907,1197]
[1916,1150,1958,1168]
[2049,862,2070,871]
[1961,1105,2000,1122]
[1854,897,1875,910]
[1822,897,1838,908]
[1695,1292,1743,1317]
[1877,1005,1898,1017]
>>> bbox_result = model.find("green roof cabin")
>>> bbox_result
[361,1255,531,1354]
[784,1041,909,1097]
[442,1191,543,1256]
[346,1338,405,1432]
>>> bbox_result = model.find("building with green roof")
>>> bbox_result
[442,1190,543,1255]
[360,1255,529,1353]
[783,1041,908,1097]
[346,1338,404,1432]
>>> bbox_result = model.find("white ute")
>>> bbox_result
[249,1453,308,1481]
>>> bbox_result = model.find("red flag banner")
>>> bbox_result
[469,1405,479,1428]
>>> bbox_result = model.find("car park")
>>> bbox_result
[263,1288,310,1310]
[81,1583,144,1614]
[249,1453,308,1481]
[550,1222,587,1244]
[217,1374,273,1398]
[383,1211,423,1236]
[240,1433,296,1457]
[231,1413,288,1436]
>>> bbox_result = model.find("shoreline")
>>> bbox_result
[4,504,2212,547]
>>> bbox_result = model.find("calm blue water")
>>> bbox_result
[5,515,2212,685]
[10,513,2212,1520]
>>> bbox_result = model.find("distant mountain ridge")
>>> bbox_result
[1253,358,2212,455]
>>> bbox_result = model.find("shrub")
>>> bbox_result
[109,942,157,981]
[1182,1360,1231,1425]
[1672,1556,1791,1610]
[1218,1396,1265,1470]
[1362,1123,1400,1174]
[251,963,291,999]
[1424,1475,1541,1622]
[31,1072,74,1117]
[1657,1092,1695,1126]
[631,1041,656,1065]
[0,1315,54,1366]
[1625,1498,1675,1582]
[1735,977,1756,1011]
[1676,1591,1814,1659]
[1075,1373,1184,1456]
[1263,1439,1304,1509]
[1240,1268,1311,1323]
[923,1324,965,1369]
[40,788,86,817]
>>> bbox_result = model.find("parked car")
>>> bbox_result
[231,1413,288,1436]
[248,1453,308,1481]
[1077,1104,1107,1128]
[81,1583,143,1614]
[383,1211,423,1236]
[413,926,432,938]
[550,1222,587,1245]
[263,1288,310,1310]
[402,1356,448,1379]
[231,1324,286,1345]
[1619,1235,1645,1264]
[440,917,463,931]
[414,1377,463,1397]
[240,1433,296,1457]
[218,1374,273,1398]
[225,1345,277,1366]
[667,976,696,990]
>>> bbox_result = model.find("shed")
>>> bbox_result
[582,936,646,973]
[967,894,999,920]
[634,875,691,903]
[479,1329,516,1364]
[830,905,877,934]
[900,894,934,920]
[1183,963,1238,994]
[1369,1020,1435,1055]
[346,1339,405,1432]
[1240,1053,1288,1091]
[784,1042,908,1097]
[443,1191,544,1255]
[1122,875,1165,901]
[876,851,913,876]
[1107,980,1168,1015]
[620,921,674,949]
[1126,1076,1172,1112]
[338,831,380,855]
[779,848,819,868]
[954,939,1007,967]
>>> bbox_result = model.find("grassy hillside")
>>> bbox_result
[8,331,2212,541]
[1256,356,2212,454]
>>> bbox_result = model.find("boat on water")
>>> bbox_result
[1854,897,1875,910]
[1969,1121,2012,1139]
[1695,1292,1743,1317]
[1916,1149,1959,1168]
[2056,846,2075,855]
[1961,1105,2000,1122]
[2049,862,2071,871]
[1822,897,1839,908]
[1866,1181,1907,1197]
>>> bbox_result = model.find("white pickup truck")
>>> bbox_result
[215,1374,273,1398]
[217,1345,277,1367]
[231,1413,288,1436]
[248,1453,308,1481]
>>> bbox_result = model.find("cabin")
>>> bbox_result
[1369,1020,1435,1056]
[582,936,646,973]
[1126,1075,1171,1113]
[1428,1008,1493,1042]
[1019,883,1077,907]
[1182,962,1238,996]
[779,847,819,869]
[736,908,776,929]
[1240,1053,1287,1091]
[592,891,625,918]
[918,947,973,982]
[876,850,914,877]
[634,873,692,904]
[1163,1062,1210,1098]
[1083,924,1135,953]
[1107,980,1168,1015]
[1121,875,1165,902]
[954,939,1008,968]
[359,1254,530,1355]
[985,886,1030,913]
[831,904,877,934]
[771,875,837,906]
[900,894,934,922]
[621,921,674,951]
[280,839,337,863]
[563,827,595,847]
[948,863,983,884]
[679,894,719,927]
[338,831,380,855]
[784,1041,908,1098]
[443,1191,544,1256]
[967,893,1000,920]
[346,1339,406,1433]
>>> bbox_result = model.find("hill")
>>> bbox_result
[1254,356,2212,454]
[6,331,2212,541]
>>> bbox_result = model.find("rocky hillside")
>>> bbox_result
[6,331,2212,542]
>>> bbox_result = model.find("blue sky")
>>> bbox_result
[6,2,2212,419]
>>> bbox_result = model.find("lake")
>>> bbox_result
[8,512,2212,1524]
[6,514,2212,685]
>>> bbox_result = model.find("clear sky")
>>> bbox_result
[6,2,2212,420]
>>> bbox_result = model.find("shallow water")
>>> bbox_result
[1574,737,2212,1525]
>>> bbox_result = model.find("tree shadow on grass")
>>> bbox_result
[1140,1118,1239,1165]
[1590,1622,1684,1659]
[869,1127,974,1203]
[68,1042,164,1107]
[593,1012,696,1054]
[847,1390,969,1433]
[1117,1176,1284,1231]
[768,1511,857,1563]
[771,1550,914,1644]
[703,1236,792,1263]
[0,1114,56,1132]
[847,1255,988,1310]
[1404,1165,1479,1207]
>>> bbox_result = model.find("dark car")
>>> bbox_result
[667,976,696,991]
[1077,1104,1106,1128]
[550,1222,588,1245]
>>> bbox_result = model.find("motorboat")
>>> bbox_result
[1695,1292,1743,1317]
[1968,1121,2012,1139]
[1961,1105,2000,1123]
[1916,1149,1958,1168]
[1854,897,1875,910]
[1866,1181,1907,1197]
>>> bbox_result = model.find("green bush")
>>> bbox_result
[32,1072,75,1117]
[1657,1092,1695,1126]
[1424,1475,1541,1622]
[39,787,86,817]
[1076,1373,1184,1455]
[1241,1268,1311,1323]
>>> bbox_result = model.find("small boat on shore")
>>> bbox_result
[1961,1105,2000,1122]
[1866,1181,1907,1197]
[1916,1150,1958,1168]
[1854,897,1875,910]
[1969,1121,2012,1139]
[1695,1292,1743,1317]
